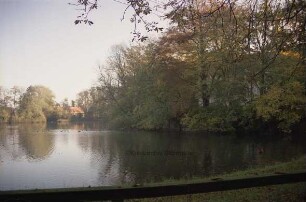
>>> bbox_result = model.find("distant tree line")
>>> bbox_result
[0,85,83,123]
[76,0,306,134]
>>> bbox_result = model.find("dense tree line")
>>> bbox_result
[77,0,306,133]
[0,85,79,123]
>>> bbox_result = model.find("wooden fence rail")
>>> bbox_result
[0,171,305,202]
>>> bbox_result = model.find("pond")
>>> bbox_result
[0,123,305,190]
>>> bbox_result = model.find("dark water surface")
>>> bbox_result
[0,123,305,190]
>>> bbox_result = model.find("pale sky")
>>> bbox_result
[0,0,165,102]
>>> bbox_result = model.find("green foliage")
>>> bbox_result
[0,107,10,123]
[182,106,237,133]
[255,81,306,132]
[19,85,56,123]
[73,0,305,135]
[0,86,24,123]
[88,36,304,134]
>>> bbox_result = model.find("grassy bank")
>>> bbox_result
[128,155,306,202]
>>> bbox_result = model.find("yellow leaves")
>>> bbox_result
[255,81,306,132]
[280,51,300,58]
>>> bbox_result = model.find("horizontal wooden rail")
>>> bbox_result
[0,171,305,202]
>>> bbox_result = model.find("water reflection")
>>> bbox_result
[0,124,54,161]
[0,123,305,190]
[47,121,106,131]
[76,131,306,185]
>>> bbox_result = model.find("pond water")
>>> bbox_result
[0,123,305,190]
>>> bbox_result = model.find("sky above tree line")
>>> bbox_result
[0,0,164,102]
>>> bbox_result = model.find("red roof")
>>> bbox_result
[70,107,84,114]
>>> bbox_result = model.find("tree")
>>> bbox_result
[0,86,10,122]
[72,0,305,133]
[8,86,24,122]
[19,85,56,122]
[0,86,24,123]
[0,86,11,108]
[76,90,92,115]
[256,81,306,133]
[9,86,24,110]
[71,100,76,107]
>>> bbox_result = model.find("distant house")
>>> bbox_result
[69,107,85,117]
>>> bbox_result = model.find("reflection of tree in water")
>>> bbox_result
[243,137,306,165]
[0,125,25,161]
[47,122,85,131]
[16,123,55,161]
[76,130,306,186]
[76,131,248,185]
[47,121,106,131]
[116,133,246,183]
[77,132,122,184]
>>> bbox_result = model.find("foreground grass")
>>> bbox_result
[128,155,306,202]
